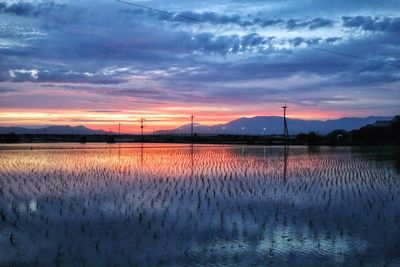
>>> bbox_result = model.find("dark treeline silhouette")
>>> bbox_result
[296,115,400,145]
[1,116,399,145]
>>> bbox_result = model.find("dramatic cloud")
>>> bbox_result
[342,16,400,32]
[286,18,334,30]
[122,8,335,30]
[0,0,399,129]
[0,1,64,17]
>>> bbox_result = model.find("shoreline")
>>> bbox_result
[0,140,399,148]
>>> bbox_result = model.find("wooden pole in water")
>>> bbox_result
[191,115,194,144]
[140,118,144,142]
[282,105,289,145]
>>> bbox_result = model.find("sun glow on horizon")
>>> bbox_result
[0,107,388,133]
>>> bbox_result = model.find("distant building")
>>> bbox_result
[327,129,348,140]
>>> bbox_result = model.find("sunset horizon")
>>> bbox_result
[1,0,399,132]
[0,110,396,134]
[0,0,399,266]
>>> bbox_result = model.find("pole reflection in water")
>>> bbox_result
[283,145,289,182]
[0,144,399,267]
[118,143,121,160]
[140,142,144,168]
[191,144,194,178]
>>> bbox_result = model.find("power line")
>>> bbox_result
[115,0,397,67]
[115,0,201,22]
[310,46,367,61]
[309,46,397,67]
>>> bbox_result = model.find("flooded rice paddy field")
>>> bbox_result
[0,144,399,267]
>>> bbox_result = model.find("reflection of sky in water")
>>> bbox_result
[15,200,37,214]
[0,144,399,266]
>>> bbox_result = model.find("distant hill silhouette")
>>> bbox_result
[0,125,108,135]
[0,116,394,136]
[352,115,400,144]
[168,116,393,135]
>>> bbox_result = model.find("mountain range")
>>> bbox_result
[168,116,393,135]
[0,125,107,135]
[0,116,394,135]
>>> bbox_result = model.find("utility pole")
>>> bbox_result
[140,118,144,142]
[282,105,289,145]
[191,115,194,143]
[119,123,121,136]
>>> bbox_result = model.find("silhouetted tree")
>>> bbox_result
[307,132,321,144]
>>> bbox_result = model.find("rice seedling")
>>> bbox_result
[0,144,399,266]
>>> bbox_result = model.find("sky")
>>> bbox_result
[0,0,399,132]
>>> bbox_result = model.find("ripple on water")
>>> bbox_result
[0,144,399,266]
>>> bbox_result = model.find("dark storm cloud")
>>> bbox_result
[176,11,246,26]
[289,37,321,47]
[121,8,334,30]
[286,18,335,30]
[0,1,65,17]
[249,0,400,16]
[342,16,400,32]
[326,37,343,44]
[253,18,283,27]
[144,31,400,98]
[241,34,273,48]
[1,27,349,85]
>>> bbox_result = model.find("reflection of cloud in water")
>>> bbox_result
[12,200,37,214]
[0,144,399,266]
[189,225,368,263]
[258,226,367,262]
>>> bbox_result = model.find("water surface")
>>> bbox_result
[0,144,399,266]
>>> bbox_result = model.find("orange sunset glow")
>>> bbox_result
[0,0,398,133]
[1,0,400,266]
[0,107,371,133]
